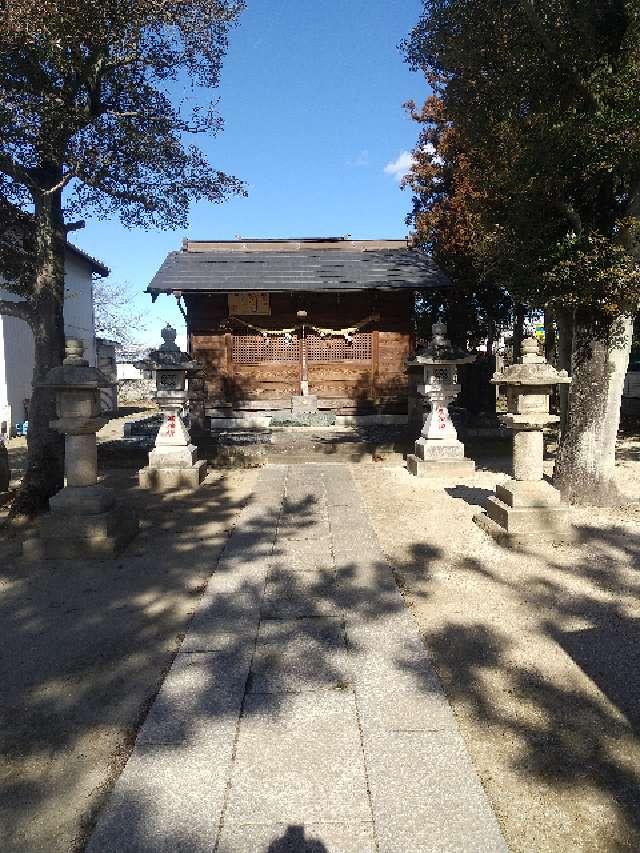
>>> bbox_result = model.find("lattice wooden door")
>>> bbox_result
[231,332,373,395]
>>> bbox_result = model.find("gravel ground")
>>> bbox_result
[353,437,640,853]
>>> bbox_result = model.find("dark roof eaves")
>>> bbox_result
[146,247,449,293]
[147,280,445,294]
[66,242,110,277]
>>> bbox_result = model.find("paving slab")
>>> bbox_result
[221,529,277,557]
[134,652,248,746]
[225,691,371,824]
[277,520,332,541]
[86,463,508,853]
[331,530,382,560]
[180,611,260,652]
[249,617,350,693]
[363,729,508,853]
[189,587,263,624]
[86,739,231,853]
[271,538,334,572]
[217,820,376,852]
[261,568,341,618]
[334,558,399,596]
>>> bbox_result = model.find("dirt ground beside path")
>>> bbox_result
[353,439,640,853]
[0,467,256,853]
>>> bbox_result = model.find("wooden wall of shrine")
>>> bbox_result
[185,290,415,414]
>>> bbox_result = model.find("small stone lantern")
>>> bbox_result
[474,336,572,542]
[407,322,476,477]
[137,325,207,491]
[23,339,138,559]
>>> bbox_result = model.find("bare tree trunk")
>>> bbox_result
[544,308,556,364]
[556,306,574,435]
[11,189,66,516]
[553,311,633,505]
[512,303,526,358]
[486,318,495,356]
[544,308,558,412]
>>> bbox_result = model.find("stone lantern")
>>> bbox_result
[407,322,476,477]
[23,339,138,559]
[474,336,572,542]
[137,325,207,491]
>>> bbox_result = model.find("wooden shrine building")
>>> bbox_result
[147,237,447,427]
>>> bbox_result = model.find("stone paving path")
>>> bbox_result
[87,464,507,853]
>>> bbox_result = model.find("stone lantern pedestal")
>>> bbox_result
[407,323,476,477]
[23,340,138,559]
[137,325,207,491]
[474,337,572,544]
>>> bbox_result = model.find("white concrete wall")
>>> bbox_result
[63,252,96,366]
[0,313,10,435]
[117,362,143,380]
[0,249,98,430]
[0,306,35,428]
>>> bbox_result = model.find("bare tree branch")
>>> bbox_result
[43,161,82,195]
[0,298,34,324]
[0,152,36,193]
[64,219,85,233]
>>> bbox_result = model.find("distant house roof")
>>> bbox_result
[147,238,448,297]
[66,242,109,277]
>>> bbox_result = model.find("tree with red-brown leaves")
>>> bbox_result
[404,2,640,505]
[403,94,513,351]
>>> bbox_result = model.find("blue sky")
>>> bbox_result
[74,0,427,347]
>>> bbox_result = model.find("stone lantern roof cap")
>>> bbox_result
[409,349,476,366]
[491,362,571,386]
[492,336,571,386]
[136,324,200,373]
[40,339,112,389]
[409,321,476,366]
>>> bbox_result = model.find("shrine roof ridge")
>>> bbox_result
[147,241,448,295]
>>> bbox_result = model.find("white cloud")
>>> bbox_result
[384,150,415,181]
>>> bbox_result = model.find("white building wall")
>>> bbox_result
[63,252,96,367]
[117,362,144,380]
[0,249,98,431]
[0,312,8,435]
[0,309,35,431]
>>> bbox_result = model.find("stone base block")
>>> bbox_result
[495,479,562,508]
[139,459,207,491]
[413,438,465,461]
[50,484,115,515]
[23,501,139,560]
[334,414,408,427]
[407,454,476,478]
[473,495,573,545]
[472,509,574,547]
[291,395,318,416]
[210,417,272,430]
[148,444,197,468]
